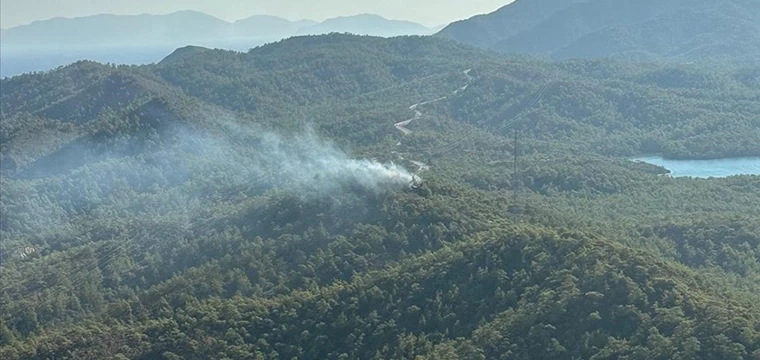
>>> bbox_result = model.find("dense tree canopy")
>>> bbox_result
[1,34,759,359]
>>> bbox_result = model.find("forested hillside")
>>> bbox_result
[1,34,759,359]
[438,0,760,62]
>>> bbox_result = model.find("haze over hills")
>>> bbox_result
[0,11,231,48]
[0,11,431,48]
[1,33,760,358]
[438,0,760,62]
[296,14,435,37]
[232,15,318,39]
[0,11,433,77]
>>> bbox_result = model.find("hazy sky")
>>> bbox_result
[1,0,513,29]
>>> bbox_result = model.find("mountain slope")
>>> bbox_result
[437,0,760,62]
[4,227,759,359]
[1,34,759,359]
[436,0,586,48]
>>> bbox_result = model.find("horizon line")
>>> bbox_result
[1,10,459,31]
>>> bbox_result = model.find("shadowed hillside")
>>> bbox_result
[438,0,760,62]
[1,34,759,359]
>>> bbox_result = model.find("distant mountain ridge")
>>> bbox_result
[0,11,435,77]
[0,11,231,48]
[0,11,432,49]
[296,14,434,37]
[437,0,760,62]
[232,15,318,39]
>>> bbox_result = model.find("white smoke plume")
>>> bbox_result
[258,129,417,193]
[177,118,419,197]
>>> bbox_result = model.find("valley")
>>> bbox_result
[1,2,759,358]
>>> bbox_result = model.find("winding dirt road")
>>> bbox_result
[394,69,472,135]
[392,69,473,174]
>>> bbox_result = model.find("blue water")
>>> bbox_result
[632,156,760,178]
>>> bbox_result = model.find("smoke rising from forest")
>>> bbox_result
[178,118,418,198]
[257,129,416,192]
[1,114,418,248]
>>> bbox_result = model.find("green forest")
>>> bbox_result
[1,34,759,359]
[437,0,760,63]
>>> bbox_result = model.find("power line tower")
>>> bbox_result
[511,125,520,220]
